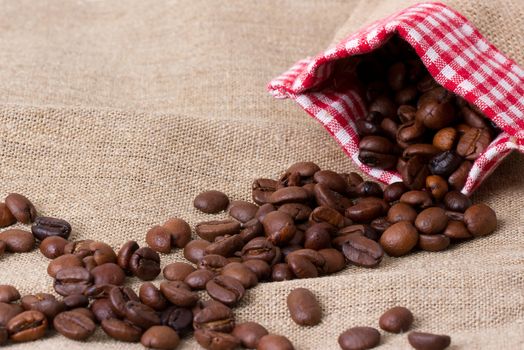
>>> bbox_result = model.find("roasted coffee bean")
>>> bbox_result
[5,193,37,224]
[383,182,408,203]
[314,183,352,213]
[194,329,241,350]
[418,87,454,107]
[448,160,472,190]
[161,306,193,336]
[63,294,89,309]
[84,284,115,299]
[6,310,47,342]
[400,155,430,190]
[304,223,332,250]
[282,161,319,182]
[355,119,382,137]
[0,285,20,303]
[428,151,462,177]
[256,203,276,223]
[0,202,16,228]
[163,261,196,281]
[358,136,398,169]
[0,229,35,253]
[206,275,245,307]
[243,259,271,281]
[461,104,488,128]
[408,331,451,350]
[221,262,258,288]
[416,99,454,130]
[146,225,172,253]
[419,234,450,251]
[0,302,23,326]
[397,120,425,148]
[286,288,321,326]
[314,170,347,193]
[443,191,471,212]
[415,207,448,235]
[21,293,65,320]
[369,95,397,119]
[160,281,199,307]
[318,248,346,274]
[39,236,68,259]
[380,221,419,257]
[403,144,441,159]
[433,127,457,151]
[346,197,388,223]
[196,220,241,242]
[101,318,142,342]
[398,105,417,123]
[129,247,161,280]
[54,266,92,296]
[69,307,95,322]
[425,175,448,200]
[91,298,117,322]
[193,301,234,333]
[387,203,417,223]
[123,300,161,329]
[338,326,380,350]
[262,211,296,246]
[229,201,259,223]
[205,234,244,257]
[239,218,264,243]
[379,306,413,333]
[198,254,229,273]
[117,240,139,273]
[356,181,384,198]
[108,286,139,317]
[278,203,312,222]
[185,269,215,290]
[139,282,168,311]
[31,216,71,241]
[163,218,192,248]
[141,325,180,350]
[370,217,391,235]
[456,127,490,160]
[464,203,497,237]
[232,322,268,349]
[443,220,472,240]
[286,249,325,279]
[65,240,117,266]
[252,178,279,205]
[241,237,277,264]
[257,334,294,350]
[342,234,384,267]
[271,263,294,281]
[54,310,96,341]
[400,190,433,209]
[48,253,84,278]
[184,239,211,264]
[91,263,125,286]
[269,186,309,205]
[194,190,230,214]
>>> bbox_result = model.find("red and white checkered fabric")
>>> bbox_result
[268,2,524,195]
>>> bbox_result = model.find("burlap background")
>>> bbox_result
[0,1,522,349]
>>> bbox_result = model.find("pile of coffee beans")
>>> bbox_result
[0,155,497,349]
[349,35,499,192]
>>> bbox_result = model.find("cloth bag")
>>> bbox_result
[269,1,524,195]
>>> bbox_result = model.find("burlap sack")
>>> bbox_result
[0,1,522,349]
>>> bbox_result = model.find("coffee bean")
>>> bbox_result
[193,300,234,333]
[447,160,472,190]
[369,95,397,119]
[63,294,89,309]
[416,99,454,130]
[117,240,139,273]
[5,193,37,224]
[160,306,193,336]
[91,298,118,322]
[243,259,271,281]
[124,300,161,329]
[0,302,23,326]
[397,120,425,148]
[400,191,433,209]
[318,248,346,274]
[284,161,320,178]
[138,282,168,311]
[39,236,68,259]
[456,127,490,160]
[163,261,196,281]
[356,181,384,198]
[221,262,258,288]
[232,322,268,349]
[314,183,352,213]
[141,325,180,350]
[256,203,276,223]
[387,203,417,223]
[358,136,398,169]
[53,310,96,341]
[269,186,309,205]
[338,326,380,350]
[380,221,419,257]
[443,220,472,240]
[415,207,448,235]
[310,205,345,228]
[0,285,20,303]
[21,293,65,320]
[379,306,413,333]
[346,197,388,223]
[31,216,71,241]
[403,144,441,159]
[47,253,83,278]
[425,175,448,200]
[54,266,92,296]
[286,249,325,279]
[0,203,16,227]
[241,237,277,264]
[194,190,230,214]
[0,229,35,253]
[101,318,142,342]
[408,331,451,350]
[194,329,241,350]
[84,284,115,299]
[262,211,296,246]
[129,247,161,280]
[278,203,312,222]
[286,288,321,326]
[163,218,192,248]
[184,239,210,264]
[383,182,408,203]
[228,201,259,223]
[428,151,462,177]
[314,170,347,193]
[257,334,295,350]
[400,155,430,190]
[464,203,497,237]
[160,281,199,307]
[206,275,245,307]
[205,234,244,257]
[91,263,125,286]
[432,127,457,151]
[419,234,450,251]
[370,217,391,235]
[185,269,215,290]
[342,235,384,267]
[6,310,47,342]
[252,179,278,205]
[304,223,332,250]
[146,225,172,253]
[198,254,229,273]
[65,240,117,266]
[69,308,95,322]
[239,218,264,243]
[271,263,294,281]
[196,220,241,242]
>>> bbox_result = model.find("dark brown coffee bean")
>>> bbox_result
[65,240,117,266]
[443,191,471,212]
[84,284,115,299]
[194,190,230,214]
[356,118,382,137]
[206,275,245,307]
[425,175,448,200]
[47,253,83,278]
[314,170,347,193]
[243,259,271,281]
[403,144,441,160]
[241,237,277,264]
[310,206,345,228]
[7,310,47,342]
[39,236,68,259]
[387,203,417,223]
[63,294,89,309]
[346,197,388,223]
[198,254,229,273]
[195,329,241,350]
[31,216,71,241]
[221,262,258,288]
[141,325,180,350]
[408,331,451,350]
[160,281,199,307]
[54,310,96,340]
[314,183,352,213]
[163,261,196,281]
[397,105,417,123]
[428,151,462,177]
[387,62,406,91]
[383,182,408,203]
[69,307,95,322]
[117,240,139,273]
[161,306,193,336]
[286,288,321,326]
[124,300,160,329]
[205,234,244,257]
[184,239,210,264]
[400,191,433,209]
[252,179,278,205]
[5,193,37,224]
[54,266,92,296]
[239,218,264,243]
[21,293,65,321]
[0,285,20,303]
[146,225,172,254]
[318,248,346,274]
[456,127,490,160]
[369,95,397,119]
[397,120,426,148]
[271,263,294,281]
[416,99,454,130]
[443,220,472,240]
[91,263,125,286]
[139,282,168,311]
[415,207,448,235]
[448,160,472,190]
[269,186,309,205]
[197,220,241,242]
[90,298,117,322]
[258,334,294,350]
[185,269,215,290]
[193,301,234,333]
[419,234,450,251]
[304,223,332,251]
[342,235,384,267]
[262,211,296,246]
[400,155,430,190]
[379,306,413,333]
[232,322,268,349]
[101,318,142,342]
[163,218,192,248]
[464,203,497,237]
[256,203,276,223]
[338,326,380,350]
[277,203,311,222]
[0,229,34,253]
[129,247,161,281]
[285,162,320,178]
[0,203,16,228]
[0,302,23,327]
[433,127,457,151]
[228,201,259,223]
[286,249,325,279]
[356,181,384,198]
[380,221,419,257]
[370,217,391,235]
[358,136,398,169]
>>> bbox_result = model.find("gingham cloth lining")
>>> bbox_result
[268,2,524,195]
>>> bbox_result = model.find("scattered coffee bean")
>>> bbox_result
[193,300,234,333]
[408,331,451,350]
[0,203,16,228]
[129,247,161,280]
[185,269,215,290]
[141,325,180,350]
[5,193,37,224]
[0,229,35,253]
[91,263,125,286]
[39,236,68,259]
[163,261,196,281]
[6,310,47,342]
[21,293,65,320]
[146,225,172,253]
[338,326,380,350]
[257,334,295,350]
[232,321,268,349]
[379,306,413,333]
[53,310,96,341]
[160,281,199,307]
[163,218,192,248]
[0,302,23,326]
[161,305,193,336]
[194,190,230,214]
[342,235,384,267]
[380,221,419,257]
[194,329,240,350]
[464,203,497,237]
[101,317,142,342]
[286,288,322,326]
[206,275,245,307]
[31,216,71,241]
[0,285,20,303]
[229,200,259,223]
[139,282,168,311]
[196,220,241,242]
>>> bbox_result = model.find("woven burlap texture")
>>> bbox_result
[0,1,522,349]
